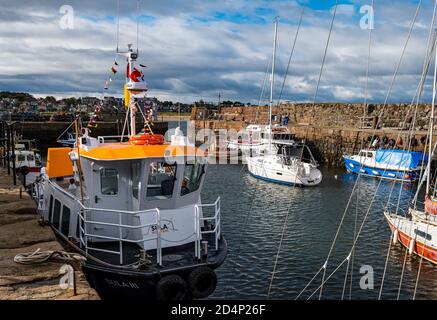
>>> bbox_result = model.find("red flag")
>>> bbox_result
[129,68,143,82]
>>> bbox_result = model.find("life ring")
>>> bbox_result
[129,134,164,145]
[187,267,217,298]
[155,274,187,300]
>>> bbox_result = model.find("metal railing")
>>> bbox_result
[38,176,222,267]
[194,197,221,259]
[97,135,130,144]
[78,206,162,266]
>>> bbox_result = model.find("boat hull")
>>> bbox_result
[246,157,322,187]
[384,212,437,265]
[343,156,420,182]
[54,230,228,300]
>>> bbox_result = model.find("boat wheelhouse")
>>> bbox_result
[9,139,42,185]
[343,149,427,182]
[227,124,294,154]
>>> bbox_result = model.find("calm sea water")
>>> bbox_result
[201,164,437,300]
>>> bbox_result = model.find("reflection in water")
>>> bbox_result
[201,165,437,300]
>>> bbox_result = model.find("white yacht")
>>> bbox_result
[245,19,322,187]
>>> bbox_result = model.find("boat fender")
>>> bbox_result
[388,139,395,147]
[396,137,403,146]
[408,239,415,255]
[156,274,187,300]
[410,137,418,147]
[19,166,30,176]
[393,229,399,245]
[420,136,428,146]
[187,266,217,299]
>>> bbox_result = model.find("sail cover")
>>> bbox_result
[375,149,427,169]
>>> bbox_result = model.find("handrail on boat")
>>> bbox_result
[38,175,220,268]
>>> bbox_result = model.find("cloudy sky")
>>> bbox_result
[0,0,435,104]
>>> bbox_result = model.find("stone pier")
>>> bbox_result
[0,168,99,300]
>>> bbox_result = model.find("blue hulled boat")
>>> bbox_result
[343,149,427,182]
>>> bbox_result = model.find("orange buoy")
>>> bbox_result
[129,134,164,145]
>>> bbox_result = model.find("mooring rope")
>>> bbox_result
[297,0,423,300]
[14,248,86,265]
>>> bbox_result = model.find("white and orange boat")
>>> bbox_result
[384,39,437,265]
[32,44,227,300]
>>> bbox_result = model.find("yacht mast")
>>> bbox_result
[427,32,437,194]
[269,17,279,151]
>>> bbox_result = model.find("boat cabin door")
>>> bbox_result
[92,162,124,210]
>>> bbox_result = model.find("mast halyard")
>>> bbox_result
[427,32,437,195]
[269,17,279,152]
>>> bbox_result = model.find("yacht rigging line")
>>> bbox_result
[396,31,437,300]
[347,0,373,295]
[312,0,338,107]
[379,11,437,299]
[297,0,424,300]
[276,8,304,106]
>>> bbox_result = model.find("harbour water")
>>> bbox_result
[202,165,437,300]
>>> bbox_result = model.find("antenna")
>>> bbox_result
[116,0,120,52]
[137,0,140,54]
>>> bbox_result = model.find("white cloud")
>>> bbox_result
[0,0,434,104]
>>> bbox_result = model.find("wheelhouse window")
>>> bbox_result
[146,162,177,200]
[53,199,61,228]
[131,162,141,199]
[17,154,25,161]
[100,168,118,195]
[61,206,71,236]
[27,154,34,161]
[181,162,205,196]
[48,195,54,223]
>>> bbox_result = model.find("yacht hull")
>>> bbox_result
[384,212,437,265]
[246,157,322,187]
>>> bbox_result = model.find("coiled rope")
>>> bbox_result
[14,248,86,265]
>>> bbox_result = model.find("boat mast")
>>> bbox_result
[427,32,437,194]
[269,17,279,151]
[128,44,136,136]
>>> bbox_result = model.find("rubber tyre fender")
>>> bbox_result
[156,274,187,300]
[187,267,217,299]
[20,166,30,176]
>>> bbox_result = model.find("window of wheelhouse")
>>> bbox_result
[53,199,61,228]
[48,195,54,223]
[181,162,205,196]
[100,168,118,195]
[131,162,141,199]
[61,206,71,236]
[146,162,177,200]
